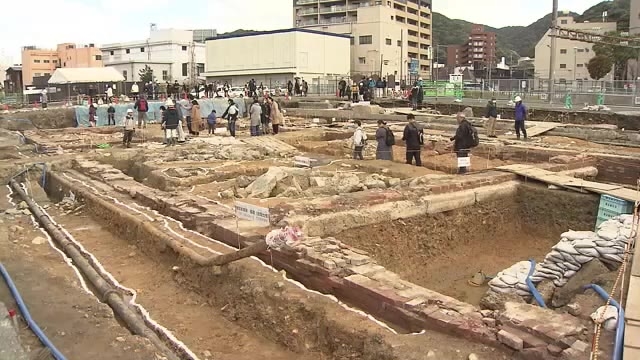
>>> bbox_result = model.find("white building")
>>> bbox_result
[101,29,206,83]
[631,0,640,35]
[202,28,350,87]
[534,16,616,83]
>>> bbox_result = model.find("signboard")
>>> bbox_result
[521,81,527,89]
[457,157,471,168]
[234,201,270,226]
[294,156,316,168]
[409,59,419,75]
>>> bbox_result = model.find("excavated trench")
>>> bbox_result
[334,184,599,305]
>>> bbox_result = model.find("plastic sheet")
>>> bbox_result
[73,98,248,127]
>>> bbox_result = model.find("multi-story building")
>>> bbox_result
[21,43,103,87]
[631,0,640,35]
[534,16,616,83]
[293,0,432,80]
[101,29,206,84]
[192,29,218,43]
[445,45,464,67]
[461,25,497,69]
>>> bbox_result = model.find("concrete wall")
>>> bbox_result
[534,16,616,82]
[56,43,103,69]
[631,0,640,35]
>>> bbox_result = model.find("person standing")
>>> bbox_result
[514,96,528,140]
[410,83,419,110]
[106,86,113,103]
[450,112,475,174]
[294,79,301,96]
[261,98,271,135]
[40,90,48,110]
[207,109,217,135]
[122,109,136,148]
[223,82,230,97]
[485,97,498,138]
[338,78,346,98]
[190,100,203,137]
[88,103,97,127]
[161,100,180,146]
[107,103,116,126]
[351,82,359,103]
[287,80,293,97]
[249,99,262,136]
[375,120,394,160]
[134,95,149,129]
[222,99,239,137]
[402,114,423,166]
[352,120,367,160]
[131,82,139,101]
[173,80,180,99]
[302,80,309,97]
[268,97,283,134]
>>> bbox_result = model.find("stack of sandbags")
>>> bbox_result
[488,215,633,297]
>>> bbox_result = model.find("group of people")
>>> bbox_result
[351,112,481,174]
[249,97,284,136]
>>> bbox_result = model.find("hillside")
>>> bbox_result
[433,0,629,62]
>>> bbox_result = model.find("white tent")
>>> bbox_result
[48,67,125,84]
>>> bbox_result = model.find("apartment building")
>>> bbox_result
[445,45,463,67]
[293,0,433,79]
[631,0,640,35]
[534,16,616,82]
[462,25,496,69]
[101,29,206,83]
[21,43,103,87]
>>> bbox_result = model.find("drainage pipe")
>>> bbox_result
[526,259,547,308]
[583,284,624,360]
[8,179,180,360]
[0,263,67,360]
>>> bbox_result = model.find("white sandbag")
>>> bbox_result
[575,247,600,258]
[597,226,620,241]
[573,239,598,248]
[516,289,532,297]
[561,230,596,241]
[501,274,520,286]
[574,254,594,264]
[565,262,581,271]
[489,286,512,294]
[602,253,623,263]
[543,262,565,274]
[553,241,581,255]
[563,270,577,278]
[488,278,511,288]
[591,305,618,331]
[619,227,633,239]
[596,246,622,256]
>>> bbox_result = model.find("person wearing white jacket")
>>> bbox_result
[352,120,367,160]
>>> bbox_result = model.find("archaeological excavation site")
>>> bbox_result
[0,99,639,360]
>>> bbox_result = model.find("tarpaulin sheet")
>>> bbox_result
[73,98,247,127]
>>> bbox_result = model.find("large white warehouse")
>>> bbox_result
[202,28,351,88]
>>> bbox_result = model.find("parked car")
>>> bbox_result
[228,87,245,97]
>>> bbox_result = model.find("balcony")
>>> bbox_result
[297,0,318,4]
[298,19,320,26]
[395,0,407,3]
[299,8,319,15]
[319,16,347,24]
[320,5,346,13]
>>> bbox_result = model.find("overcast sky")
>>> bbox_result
[0,0,609,64]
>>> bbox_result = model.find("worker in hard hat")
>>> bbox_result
[122,109,136,148]
[514,96,527,140]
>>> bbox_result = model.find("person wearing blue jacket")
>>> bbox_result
[514,96,528,140]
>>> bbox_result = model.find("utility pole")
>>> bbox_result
[548,0,558,103]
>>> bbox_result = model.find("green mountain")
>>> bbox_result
[433,0,630,63]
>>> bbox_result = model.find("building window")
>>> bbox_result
[350,37,354,45]
[140,47,145,52]
[577,63,584,67]
[34,59,41,63]
[358,57,366,64]
[359,35,372,45]
[126,49,130,54]
[182,63,188,76]
[391,16,394,20]
[585,48,590,52]
[560,64,567,69]
[560,49,567,54]
[162,70,168,80]
[561,19,568,25]
[397,40,402,46]
[420,65,428,71]
[34,73,41,77]
[53,60,57,64]
[182,46,188,51]
[95,55,102,60]
[44,73,50,76]
[110,51,114,55]
[123,70,127,80]
[43,59,50,63]
[386,38,392,45]
[577,48,584,52]
[63,62,66,67]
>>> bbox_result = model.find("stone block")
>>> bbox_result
[348,264,385,276]
[322,259,337,270]
[332,257,347,268]
[483,318,496,327]
[474,181,518,203]
[346,253,370,266]
[547,344,563,356]
[500,302,586,343]
[404,298,426,308]
[501,325,548,349]
[497,329,524,350]
[426,190,476,214]
[570,340,588,353]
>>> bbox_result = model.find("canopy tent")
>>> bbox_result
[48,67,125,84]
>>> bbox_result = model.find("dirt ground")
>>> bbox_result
[47,207,317,360]
[336,185,600,305]
[0,191,161,359]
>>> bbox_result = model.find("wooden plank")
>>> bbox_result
[526,123,560,137]
[626,277,640,322]
[605,188,640,202]
[625,325,640,349]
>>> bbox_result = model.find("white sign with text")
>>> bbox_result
[457,157,471,168]
[294,156,316,168]
[234,201,270,226]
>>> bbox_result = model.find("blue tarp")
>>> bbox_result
[73,98,248,127]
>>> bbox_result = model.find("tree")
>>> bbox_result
[139,65,153,83]
[587,55,613,81]
[592,31,640,80]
